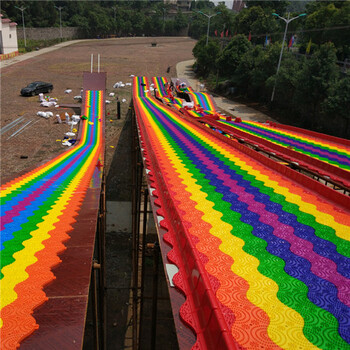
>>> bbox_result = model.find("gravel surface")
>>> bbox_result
[1,37,196,182]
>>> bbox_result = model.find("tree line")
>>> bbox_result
[1,0,189,37]
[192,1,350,138]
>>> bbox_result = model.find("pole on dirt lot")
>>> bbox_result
[117,101,121,119]
[98,54,100,73]
[91,54,93,73]
[14,6,26,47]
[54,6,64,41]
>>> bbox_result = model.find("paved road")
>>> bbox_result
[0,40,85,69]
[176,59,276,122]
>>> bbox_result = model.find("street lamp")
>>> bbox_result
[14,6,26,47]
[112,6,117,22]
[54,6,64,41]
[197,11,221,46]
[271,12,306,102]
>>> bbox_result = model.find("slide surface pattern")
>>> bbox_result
[134,76,350,349]
[0,90,104,349]
[217,118,350,172]
[154,76,350,173]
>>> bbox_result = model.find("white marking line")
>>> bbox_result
[0,116,25,135]
[13,119,41,138]
[7,120,34,140]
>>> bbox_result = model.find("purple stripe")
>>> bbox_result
[163,114,350,307]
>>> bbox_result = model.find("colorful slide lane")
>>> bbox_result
[152,77,213,118]
[173,79,217,113]
[216,118,350,172]
[133,76,350,349]
[199,116,350,189]
[153,77,350,186]
[0,74,105,349]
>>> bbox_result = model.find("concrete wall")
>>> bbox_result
[0,24,18,54]
[17,27,80,41]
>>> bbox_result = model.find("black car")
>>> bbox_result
[20,81,53,96]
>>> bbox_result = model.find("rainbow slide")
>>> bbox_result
[216,118,350,172]
[0,73,105,349]
[133,76,350,349]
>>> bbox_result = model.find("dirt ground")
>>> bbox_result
[1,37,196,182]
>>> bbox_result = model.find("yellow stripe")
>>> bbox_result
[175,114,350,241]
[0,91,102,325]
[139,100,316,349]
[1,104,90,197]
[245,120,350,156]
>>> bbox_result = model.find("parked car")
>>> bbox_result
[20,81,53,96]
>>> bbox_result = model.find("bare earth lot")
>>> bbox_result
[1,37,196,182]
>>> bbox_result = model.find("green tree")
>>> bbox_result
[216,34,251,77]
[193,36,221,77]
[234,6,279,45]
[245,0,290,14]
[304,1,350,60]
[240,43,281,99]
[321,76,350,138]
[294,42,340,128]
[266,49,304,107]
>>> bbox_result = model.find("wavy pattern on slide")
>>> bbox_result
[0,90,104,349]
[154,76,350,177]
[178,85,216,112]
[217,118,350,171]
[134,76,350,350]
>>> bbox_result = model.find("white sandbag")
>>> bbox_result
[65,132,76,137]
[56,114,62,124]
[65,89,72,94]
[46,112,54,118]
[72,115,80,122]
[39,93,44,102]
[125,83,132,86]
[113,82,123,88]
[49,98,58,102]
[41,101,56,107]
[120,83,125,87]
[182,101,194,109]
[122,98,127,103]
[74,95,82,100]
[109,92,115,97]
[37,111,48,118]
[105,100,111,104]
[130,74,135,77]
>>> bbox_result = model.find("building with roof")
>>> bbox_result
[0,14,19,60]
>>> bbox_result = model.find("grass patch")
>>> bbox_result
[18,38,68,53]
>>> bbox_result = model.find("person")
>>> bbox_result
[179,82,187,91]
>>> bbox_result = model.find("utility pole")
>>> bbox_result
[196,11,221,46]
[271,12,307,102]
[14,6,26,47]
[112,6,116,22]
[54,6,64,41]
